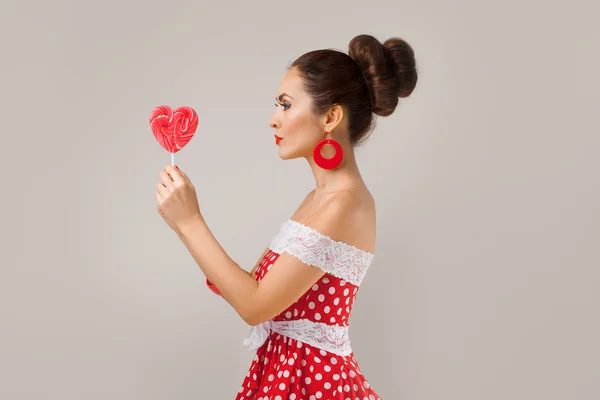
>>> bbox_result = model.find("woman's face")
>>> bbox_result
[268,68,326,160]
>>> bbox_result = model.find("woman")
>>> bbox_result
[155,34,418,400]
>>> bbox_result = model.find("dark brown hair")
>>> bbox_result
[290,34,418,145]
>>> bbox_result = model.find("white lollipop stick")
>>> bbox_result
[171,152,175,166]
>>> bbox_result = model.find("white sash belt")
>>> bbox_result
[242,319,352,357]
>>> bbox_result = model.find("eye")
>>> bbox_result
[274,98,291,110]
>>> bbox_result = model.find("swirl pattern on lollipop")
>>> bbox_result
[150,105,198,153]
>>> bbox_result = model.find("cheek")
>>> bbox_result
[281,111,304,134]
[282,110,320,142]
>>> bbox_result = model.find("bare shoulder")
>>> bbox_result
[303,189,376,254]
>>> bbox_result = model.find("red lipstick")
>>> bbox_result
[275,134,283,144]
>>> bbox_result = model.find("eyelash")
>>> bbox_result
[274,99,291,110]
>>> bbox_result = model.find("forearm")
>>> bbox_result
[176,216,259,323]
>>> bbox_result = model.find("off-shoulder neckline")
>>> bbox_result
[285,218,375,257]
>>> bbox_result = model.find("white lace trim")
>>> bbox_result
[242,319,352,356]
[268,219,374,287]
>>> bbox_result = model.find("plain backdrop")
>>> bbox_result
[1,0,598,399]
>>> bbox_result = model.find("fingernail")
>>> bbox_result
[175,165,180,170]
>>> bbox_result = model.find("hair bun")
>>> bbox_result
[348,34,418,116]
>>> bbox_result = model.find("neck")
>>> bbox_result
[307,144,364,195]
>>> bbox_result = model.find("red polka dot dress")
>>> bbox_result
[212,219,382,400]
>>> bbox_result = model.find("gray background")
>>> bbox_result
[2,0,598,399]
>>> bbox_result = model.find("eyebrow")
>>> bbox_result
[277,93,294,102]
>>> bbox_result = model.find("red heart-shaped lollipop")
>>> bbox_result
[149,105,198,153]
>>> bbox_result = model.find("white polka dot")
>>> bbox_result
[323,277,330,283]
[349,370,356,378]
[310,365,314,372]
[333,374,340,380]
[343,288,350,296]
[312,284,319,291]
[278,371,282,378]
[344,384,350,392]
[320,350,327,356]
[328,287,335,294]
[275,396,282,400]
[324,382,332,389]
[301,359,307,367]
[334,297,340,305]
[318,294,325,302]
[324,306,331,313]
[354,384,359,391]
[315,373,323,380]
[331,357,338,364]
[314,356,321,363]
[288,358,295,365]
[340,279,347,286]
[285,311,292,318]
[364,381,370,389]
[280,354,285,362]
[316,392,323,399]
[324,365,332,372]
[346,298,350,305]
[315,313,321,320]
[279,383,286,390]
[305,377,312,384]
[337,308,343,315]
[294,309,299,316]
[253,373,257,380]
[342,371,347,379]
[284,370,290,378]
[309,302,316,309]
[330,317,336,323]
[268,374,274,381]
[290,395,296,400]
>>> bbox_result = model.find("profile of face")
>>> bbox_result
[269,68,337,161]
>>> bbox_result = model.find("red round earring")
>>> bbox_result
[313,138,343,170]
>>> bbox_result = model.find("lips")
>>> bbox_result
[274,134,283,144]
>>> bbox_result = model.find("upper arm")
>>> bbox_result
[246,192,362,325]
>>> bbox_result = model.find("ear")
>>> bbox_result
[323,104,344,133]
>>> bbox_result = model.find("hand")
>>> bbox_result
[155,165,203,233]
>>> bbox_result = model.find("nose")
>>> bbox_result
[269,110,281,130]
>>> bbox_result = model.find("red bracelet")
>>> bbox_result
[206,278,222,296]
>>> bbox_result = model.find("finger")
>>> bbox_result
[159,170,175,192]
[164,165,185,186]
[174,166,192,186]
[156,183,169,199]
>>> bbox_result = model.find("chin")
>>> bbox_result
[278,146,299,160]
